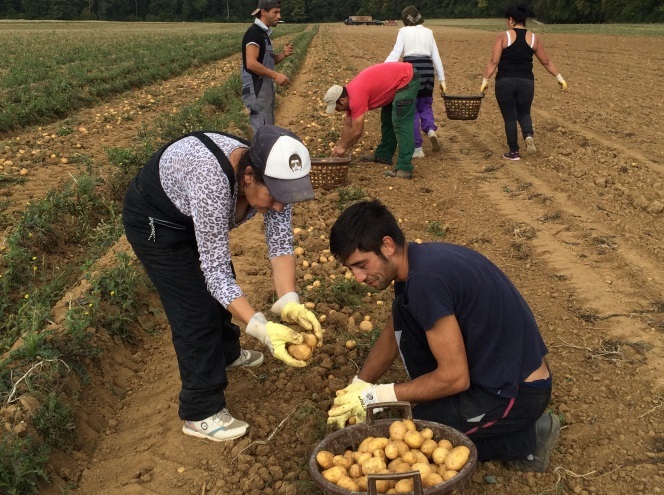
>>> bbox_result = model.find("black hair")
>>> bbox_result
[505,4,529,25]
[340,87,348,99]
[237,148,265,188]
[330,199,406,264]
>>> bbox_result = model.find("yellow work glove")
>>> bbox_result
[246,312,307,367]
[327,381,397,429]
[480,77,490,94]
[556,73,567,90]
[281,302,324,346]
[272,292,324,346]
[439,80,447,96]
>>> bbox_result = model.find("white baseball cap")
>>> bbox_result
[249,125,314,204]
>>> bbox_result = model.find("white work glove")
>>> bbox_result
[439,80,447,96]
[556,73,567,90]
[246,312,306,367]
[327,381,397,429]
[271,292,324,346]
[480,77,490,94]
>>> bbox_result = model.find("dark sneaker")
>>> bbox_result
[506,413,561,472]
[525,136,537,153]
[227,349,264,368]
[383,169,413,179]
[359,154,392,166]
[182,408,249,442]
[503,151,520,161]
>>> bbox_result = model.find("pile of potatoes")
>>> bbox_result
[315,419,471,493]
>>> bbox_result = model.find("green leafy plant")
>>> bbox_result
[426,221,447,238]
[32,392,75,450]
[0,434,50,495]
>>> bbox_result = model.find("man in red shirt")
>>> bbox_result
[324,63,420,179]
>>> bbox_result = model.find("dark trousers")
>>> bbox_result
[123,184,241,421]
[392,294,551,461]
[495,77,535,152]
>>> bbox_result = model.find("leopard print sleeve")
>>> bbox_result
[264,204,294,259]
[161,134,246,308]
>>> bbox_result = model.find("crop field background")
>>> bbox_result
[0,19,663,495]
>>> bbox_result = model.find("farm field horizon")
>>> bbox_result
[1,20,663,495]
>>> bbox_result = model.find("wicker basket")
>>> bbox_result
[309,402,478,495]
[309,157,350,189]
[442,94,484,120]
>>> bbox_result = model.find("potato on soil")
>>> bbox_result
[359,320,374,332]
[287,343,312,361]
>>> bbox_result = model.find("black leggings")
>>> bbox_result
[392,294,551,461]
[495,77,535,152]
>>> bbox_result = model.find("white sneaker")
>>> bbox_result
[227,349,264,368]
[412,147,425,159]
[525,136,537,153]
[428,130,441,152]
[182,408,248,442]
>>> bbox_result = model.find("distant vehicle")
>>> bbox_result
[344,15,382,25]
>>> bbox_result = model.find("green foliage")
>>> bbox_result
[32,392,75,450]
[307,278,373,309]
[336,186,366,210]
[426,221,447,238]
[89,252,143,343]
[0,434,50,495]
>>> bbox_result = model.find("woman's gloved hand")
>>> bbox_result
[271,292,324,346]
[556,73,567,90]
[246,312,306,367]
[480,77,490,94]
[439,80,447,96]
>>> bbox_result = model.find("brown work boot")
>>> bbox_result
[506,413,561,472]
[383,169,413,179]
[359,154,392,166]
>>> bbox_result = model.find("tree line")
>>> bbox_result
[0,0,662,23]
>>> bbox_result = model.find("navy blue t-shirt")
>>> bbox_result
[394,242,547,398]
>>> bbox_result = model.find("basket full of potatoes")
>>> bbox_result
[309,402,477,494]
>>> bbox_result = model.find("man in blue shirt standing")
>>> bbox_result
[327,199,560,472]
[241,0,293,131]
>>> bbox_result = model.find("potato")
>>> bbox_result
[387,458,403,471]
[423,472,444,488]
[420,438,438,458]
[361,457,386,475]
[389,421,407,441]
[357,476,368,491]
[345,340,357,350]
[333,454,352,470]
[359,320,374,332]
[420,427,434,439]
[302,333,318,349]
[431,447,449,466]
[316,451,335,470]
[356,452,373,466]
[438,439,454,450]
[374,475,391,494]
[386,490,398,494]
[294,246,305,256]
[384,441,401,460]
[403,430,424,449]
[402,419,417,432]
[401,450,418,465]
[348,463,363,478]
[395,479,414,493]
[394,462,413,474]
[322,465,347,484]
[287,343,312,361]
[347,416,357,425]
[358,436,375,453]
[412,450,429,465]
[444,445,470,471]
[373,449,387,463]
[410,462,432,478]
[365,437,389,452]
[442,469,458,481]
[336,476,359,491]
[394,440,410,457]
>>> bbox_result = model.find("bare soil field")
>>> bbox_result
[2,24,664,495]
